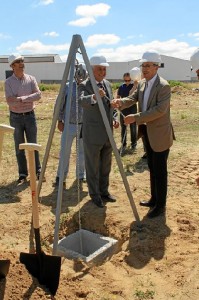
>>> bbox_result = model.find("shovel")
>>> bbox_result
[0,124,14,162]
[0,124,14,279]
[19,143,61,296]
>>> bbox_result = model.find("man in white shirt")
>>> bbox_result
[111,51,175,218]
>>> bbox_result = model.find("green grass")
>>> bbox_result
[134,289,155,300]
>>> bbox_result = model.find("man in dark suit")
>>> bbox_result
[78,55,119,208]
[112,51,175,218]
[117,72,137,155]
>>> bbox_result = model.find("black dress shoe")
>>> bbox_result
[92,197,104,208]
[17,175,27,184]
[101,194,116,202]
[139,200,155,207]
[142,153,147,159]
[147,206,166,218]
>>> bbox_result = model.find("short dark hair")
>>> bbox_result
[123,72,130,77]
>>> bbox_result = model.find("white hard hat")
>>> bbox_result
[89,55,109,67]
[8,54,24,66]
[129,67,141,81]
[190,48,199,71]
[139,50,161,65]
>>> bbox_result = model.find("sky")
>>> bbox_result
[1,0,199,63]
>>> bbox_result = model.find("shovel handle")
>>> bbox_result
[0,124,14,163]
[19,143,41,229]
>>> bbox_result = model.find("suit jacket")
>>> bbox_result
[78,78,114,145]
[121,74,175,152]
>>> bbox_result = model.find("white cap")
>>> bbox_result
[8,54,24,66]
[89,55,109,67]
[139,50,161,65]
[190,48,199,71]
[129,67,141,81]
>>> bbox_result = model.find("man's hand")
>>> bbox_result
[113,120,119,129]
[93,88,106,100]
[124,114,136,125]
[57,121,64,132]
[111,99,122,108]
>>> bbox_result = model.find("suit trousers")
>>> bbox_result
[83,138,112,198]
[142,125,170,208]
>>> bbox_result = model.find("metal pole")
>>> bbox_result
[53,36,80,255]
[37,35,80,197]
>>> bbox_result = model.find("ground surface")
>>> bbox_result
[0,86,199,300]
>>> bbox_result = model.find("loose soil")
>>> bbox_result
[0,86,199,300]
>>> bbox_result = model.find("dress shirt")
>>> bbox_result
[5,73,41,113]
[142,74,158,112]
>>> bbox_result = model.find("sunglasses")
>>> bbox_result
[124,79,131,82]
[140,64,158,68]
[14,59,24,64]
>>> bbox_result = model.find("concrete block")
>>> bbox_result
[56,229,118,264]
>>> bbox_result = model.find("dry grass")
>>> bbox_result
[0,81,199,300]
[1,81,199,182]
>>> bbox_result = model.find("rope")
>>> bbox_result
[75,74,83,254]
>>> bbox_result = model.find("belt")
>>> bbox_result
[11,110,34,116]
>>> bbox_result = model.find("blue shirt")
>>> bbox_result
[117,83,134,98]
[58,81,83,124]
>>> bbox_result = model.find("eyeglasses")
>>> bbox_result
[14,59,24,64]
[140,64,158,68]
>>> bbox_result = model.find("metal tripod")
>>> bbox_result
[37,34,141,255]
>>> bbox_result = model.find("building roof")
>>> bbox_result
[0,54,63,63]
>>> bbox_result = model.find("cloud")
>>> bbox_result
[16,40,69,54]
[14,38,197,63]
[76,3,110,17]
[44,31,59,37]
[0,33,11,39]
[188,32,199,40]
[38,0,54,5]
[94,39,197,62]
[85,34,120,47]
[32,0,53,7]
[68,17,96,27]
[68,3,110,27]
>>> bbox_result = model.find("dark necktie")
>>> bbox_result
[97,82,110,106]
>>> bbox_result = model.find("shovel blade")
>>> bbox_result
[20,252,61,296]
[0,259,10,279]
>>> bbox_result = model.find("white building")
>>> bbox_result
[0,54,196,83]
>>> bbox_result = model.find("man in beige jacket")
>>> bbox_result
[112,50,175,218]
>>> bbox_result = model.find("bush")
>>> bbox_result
[112,82,122,91]
[39,83,60,92]
[168,80,185,87]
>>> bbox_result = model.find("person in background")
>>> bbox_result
[117,72,137,155]
[129,67,147,159]
[53,64,87,189]
[78,55,119,208]
[5,54,42,184]
[190,48,199,186]
[111,50,175,218]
